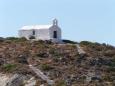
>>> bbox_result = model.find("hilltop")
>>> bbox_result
[0,37,115,86]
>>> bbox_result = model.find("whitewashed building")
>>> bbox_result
[18,19,62,43]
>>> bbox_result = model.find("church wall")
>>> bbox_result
[35,29,50,40]
[18,30,32,39]
[49,26,62,42]
[19,19,62,43]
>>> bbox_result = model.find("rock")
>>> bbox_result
[17,55,28,64]
[113,80,115,85]
[25,77,36,86]
[86,71,102,83]
[40,84,45,86]
[89,59,98,66]
[0,73,10,86]
[65,76,72,86]
[89,57,112,66]
[86,72,95,82]
[0,58,5,65]
[6,74,27,86]
[0,73,37,86]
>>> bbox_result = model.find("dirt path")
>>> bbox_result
[76,44,86,55]
[29,64,54,85]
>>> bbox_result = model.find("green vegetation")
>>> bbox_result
[41,64,53,71]
[104,50,115,57]
[109,58,115,67]
[0,39,115,85]
[3,64,17,72]
[5,37,27,42]
[49,47,66,58]
[63,39,77,44]
[0,37,4,42]
[80,41,101,46]
[36,52,47,58]
[56,80,66,86]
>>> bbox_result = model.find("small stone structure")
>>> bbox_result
[18,19,62,43]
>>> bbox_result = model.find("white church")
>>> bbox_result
[18,19,62,43]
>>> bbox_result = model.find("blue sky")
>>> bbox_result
[0,0,115,45]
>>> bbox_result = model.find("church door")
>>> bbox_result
[53,31,57,38]
[32,30,35,35]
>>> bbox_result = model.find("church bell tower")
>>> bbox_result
[53,19,58,26]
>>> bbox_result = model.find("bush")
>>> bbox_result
[33,40,46,44]
[56,80,66,86]
[104,50,115,57]
[36,52,48,58]
[0,37,4,42]
[108,59,115,67]
[3,64,17,72]
[63,39,77,44]
[104,44,115,50]
[44,40,53,44]
[6,37,19,40]
[80,41,94,45]
[17,55,28,64]
[5,37,27,42]
[103,75,114,82]
[107,67,115,72]
[41,64,53,71]
[37,40,45,44]
[18,37,27,41]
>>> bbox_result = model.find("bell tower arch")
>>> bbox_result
[53,19,58,26]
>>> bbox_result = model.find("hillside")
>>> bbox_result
[0,37,115,86]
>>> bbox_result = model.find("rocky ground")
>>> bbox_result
[0,37,115,86]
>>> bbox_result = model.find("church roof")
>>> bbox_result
[21,25,52,30]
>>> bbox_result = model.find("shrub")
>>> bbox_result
[41,64,53,71]
[5,37,27,42]
[108,58,115,67]
[104,50,115,57]
[17,55,28,64]
[37,40,45,44]
[107,67,115,73]
[105,44,115,50]
[80,41,94,46]
[49,48,63,58]
[44,40,53,44]
[3,64,17,72]
[56,80,66,86]
[6,37,19,40]
[103,75,113,82]
[63,39,77,44]
[36,52,48,58]
[0,37,4,42]
[18,37,27,41]
[33,40,45,44]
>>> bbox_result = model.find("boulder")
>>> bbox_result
[6,74,27,86]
